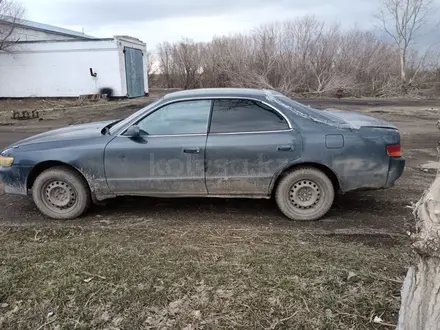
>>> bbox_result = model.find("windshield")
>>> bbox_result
[109,98,163,134]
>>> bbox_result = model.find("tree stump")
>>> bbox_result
[398,138,440,329]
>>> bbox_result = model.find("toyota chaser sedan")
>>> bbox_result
[0,88,405,221]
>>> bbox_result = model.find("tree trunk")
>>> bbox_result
[399,48,407,84]
[397,165,440,329]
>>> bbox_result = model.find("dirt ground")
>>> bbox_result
[0,93,439,329]
[0,93,438,235]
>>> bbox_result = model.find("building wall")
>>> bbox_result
[0,40,124,97]
[0,24,77,42]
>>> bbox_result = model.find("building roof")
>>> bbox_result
[0,15,97,40]
[164,88,283,101]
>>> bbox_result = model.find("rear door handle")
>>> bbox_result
[183,147,200,154]
[277,145,293,152]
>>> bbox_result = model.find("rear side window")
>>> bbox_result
[210,99,289,133]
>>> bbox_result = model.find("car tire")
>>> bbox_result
[275,167,335,221]
[32,166,91,220]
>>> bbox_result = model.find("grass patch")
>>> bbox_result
[0,227,410,329]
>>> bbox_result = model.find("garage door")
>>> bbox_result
[124,47,145,98]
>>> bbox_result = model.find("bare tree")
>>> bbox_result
[306,23,343,94]
[377,0,433,85]
[153,15,439,97]
[145,51,157,83]
[157,42,173,88]
[0,0,24,53]
[171,39,202,89]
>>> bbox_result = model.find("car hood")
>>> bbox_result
[322,109,397,130]
[8,120,115,148]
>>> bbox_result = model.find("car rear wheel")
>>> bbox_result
[32,166,91,220]
[275,167,335,221]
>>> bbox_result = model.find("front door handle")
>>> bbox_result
[277,145,293,152]
[183,147,200,154]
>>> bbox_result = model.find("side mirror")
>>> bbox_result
[124,125,140,138]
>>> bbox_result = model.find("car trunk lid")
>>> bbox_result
[322,109,398,130]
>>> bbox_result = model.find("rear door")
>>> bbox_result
[205,99,302,196]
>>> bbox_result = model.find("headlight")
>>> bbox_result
[0,155,14,167]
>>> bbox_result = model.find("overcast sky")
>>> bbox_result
[18,0,440,50]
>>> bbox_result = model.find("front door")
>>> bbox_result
[104,100,212,195]
[205,99,303,195]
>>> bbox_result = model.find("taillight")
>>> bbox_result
[387,144,402,158]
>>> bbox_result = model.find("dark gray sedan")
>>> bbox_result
[0,88,405,221]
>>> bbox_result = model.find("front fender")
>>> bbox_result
[3,137,114,200]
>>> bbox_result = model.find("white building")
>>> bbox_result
[0,16,149,98]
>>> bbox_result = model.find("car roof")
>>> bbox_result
[163,88,283,101]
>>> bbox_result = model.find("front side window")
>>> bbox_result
[210,99,289,133]
[137,100,212,135]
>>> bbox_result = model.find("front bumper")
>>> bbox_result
[385,157,405,188]
[0,165,31,195]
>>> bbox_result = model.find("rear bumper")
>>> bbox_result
[0,165,31,195]
[384,157,405,188]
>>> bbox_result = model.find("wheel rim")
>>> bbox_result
[42,180,78,213]
[289,180,321,210]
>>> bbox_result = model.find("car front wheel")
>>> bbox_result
[275,167,335,221]
[32,166,91,220]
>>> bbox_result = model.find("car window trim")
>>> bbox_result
[209,129,292,136]
[146,133,207,138]
[116,96,292,137]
